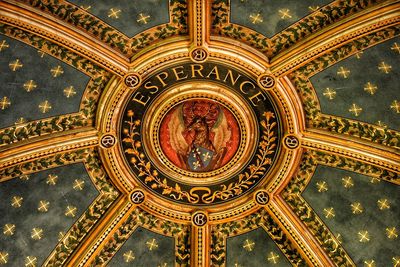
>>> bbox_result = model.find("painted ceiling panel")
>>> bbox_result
[108,227,174,266]
[226,228,291,266]
[0,34,90,129]
[229,0,333,37]
[66,0,170,37]
[303,165,400,266]
[0,163,98,266]
[310,36,400,130]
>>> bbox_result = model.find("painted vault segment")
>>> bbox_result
[0,163,98,266]
[303,165,400,266]
[310,36,400,130]
[0,34,90,129]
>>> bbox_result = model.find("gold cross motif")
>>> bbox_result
[38,200,50,212]
[73,179,85,191]
[146,238,159,251]
[0,252,8,264]
[11,196,23,208]
[25,256,37,267]
[364,260,376,267]
[341,176,354,188]
[377,198,390,210]
[358,230,370,242]
[9,59,23,71]
[39,100,52,114]
[354,51,363,59]
[390,100,400,113]
[267,252,279,264]
[393,256,400,266]
[316,181,328,192]
[3,224,16,236]
[363,82,377,95]
[65,206,77,218]
[108,8,121,19]
[0,40,9,52]
[351,202,363,214]
[50,65,64,77]
[378,61,392,74]
[64,86,76,98]
[308,6,320,12]
[31,228,43,240]
[46,174,58,185]
[15,117,27,125]
[123,250,135,263]
[391,42,400,54]
[242,239,255,251]
[278,9,292,19]
[349,103,362,116]
[23,80,37,92]
[0,96,11,110]
[37,50,46,58]
[323,88,336,100]
[323,207,335,219]
[386,227,398,239]
[337,66,350,78]
[249,13,263,24]
[137,13,151,24]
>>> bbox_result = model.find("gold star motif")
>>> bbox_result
[267,251,279,264]
[316,181,328,192]
[63,86,76,98]
[50,65,64,77]
[351,202,363,214]
[73,179,85,191]
[342,176,354,188]
[123,250,135,263]
[243,239,255,251]
[378,61,392,74]
[364,82,377,95]
[46,174,58,185]
[358,230,370,242]
[337,66,350,78]
[249,13,263,24]
[0,40,9,52]
[137,13,151,24]
[364,259,376,267]
[393,256,400,266]
[3,224,15,236]
[278,9,292,19]
[323,88,336,100]
[37,50,46,58]
[323,207,335,219]
[386,227,398,239]
[0,251,8,264]
[38,100,52,113]
[391,42,400,54]
[108,8,121,19]
[65,206,77,218]
[354,51,363,59]
[0,96,11,110]
[15,117,27,125]
[11,196,23,208]
[25,256,37,267]
[376,121,387,129]
[349,103,362,116]
[146,238,159,251]
[308,6,320,12]
[31,228,43,240]
[38,200,50,212]
[23,80,37,92]
[377,198,390,210]
[9,59,23,71]
[390,100,400,113]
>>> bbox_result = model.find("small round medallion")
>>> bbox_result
[283,134,300,149]
[130,189,145,205]
[258,74,275,90]
[124,73,141,89]
[254,190,270,206]
[192,211,208,227]
[100,134,116,149]
[190,47,208,62]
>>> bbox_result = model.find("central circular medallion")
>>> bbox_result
[119,62,282,205]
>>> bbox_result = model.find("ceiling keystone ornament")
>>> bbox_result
[0,0,399,266]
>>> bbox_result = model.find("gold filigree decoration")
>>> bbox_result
[123,111,277,204]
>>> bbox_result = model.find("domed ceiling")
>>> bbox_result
[0,0,399,266]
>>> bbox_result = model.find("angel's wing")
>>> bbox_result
[168,108,189,155]
[211,110,231,152]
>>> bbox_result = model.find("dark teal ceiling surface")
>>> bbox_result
[226,228,291,267]
[66,0,170,37]
[303,165,400,266]
[230,0,333,37]
[310,36,400,130]
[0,163,98,266]
[0,34,90,129]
